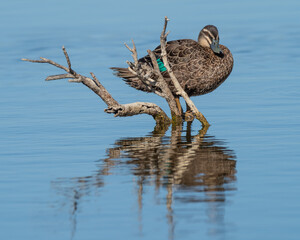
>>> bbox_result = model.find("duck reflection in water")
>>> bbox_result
[52,123,237,239]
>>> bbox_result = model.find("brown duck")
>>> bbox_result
[112,25,233,111]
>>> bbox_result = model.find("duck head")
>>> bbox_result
[198,25,223,55]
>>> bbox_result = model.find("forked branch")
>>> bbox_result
[123,39,181,118]
[22,47,171,125]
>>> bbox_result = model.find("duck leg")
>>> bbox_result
[186,102,191,112]
[184,101,194,122]
[175,96,183,116]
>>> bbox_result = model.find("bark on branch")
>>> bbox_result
[159,17,210,127]
[22,47,171,125]
[123,40,181,118]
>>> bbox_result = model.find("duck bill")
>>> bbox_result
[210,39,222,54]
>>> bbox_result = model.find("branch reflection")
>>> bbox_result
[52,123,237,239]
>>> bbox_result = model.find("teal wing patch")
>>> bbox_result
[156,58,167,72]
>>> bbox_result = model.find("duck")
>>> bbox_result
[111,25,233,113]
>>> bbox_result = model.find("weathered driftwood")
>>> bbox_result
[22,47,170,125]
[22,17,210,129]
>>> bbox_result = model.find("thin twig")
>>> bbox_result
[62,46,72,70]
[90,72,101,87]
[161,16,170,39]
[40,57,70,72]
[46,74,75,81]
[21,58,47,63]
[23,56,70,73]
[124,39,138,66]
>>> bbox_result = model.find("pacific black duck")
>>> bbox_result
[112,25,233,111]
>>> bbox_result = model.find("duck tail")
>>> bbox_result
[110,67,152,93]
[110,67,134,79]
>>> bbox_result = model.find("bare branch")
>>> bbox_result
[21,58,47,63]
[105,102,167,117]
[22,46,171,125]
[159,16,209,127]
[40,57,70,72]
[46,74,74,81]
[124,42,132,52]
[90,72,101,87]
[124,39,138,66]
[161,16,170,39]
[62,46,72,70]
[88,72,119,107]
[147,49,181,116]
[68,78,84,83]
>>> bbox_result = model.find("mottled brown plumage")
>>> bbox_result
[112,25,233,97]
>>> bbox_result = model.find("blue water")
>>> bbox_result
[1,0,300,239]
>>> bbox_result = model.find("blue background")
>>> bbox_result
[0,0,300,239]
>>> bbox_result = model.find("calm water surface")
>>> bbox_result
[1,0,300,239]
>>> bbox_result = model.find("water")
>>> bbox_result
[1,0,300,239]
